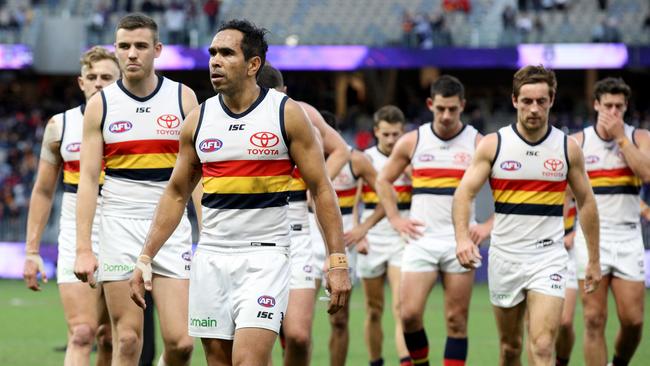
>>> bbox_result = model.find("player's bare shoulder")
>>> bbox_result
[474,131,499,163]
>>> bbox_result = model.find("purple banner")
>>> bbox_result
[0,44,32,69]
[3,43,645,71]
[517,44,628,69]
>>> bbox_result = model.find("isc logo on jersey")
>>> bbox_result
[199,138,223,153]
[109,121,132,133]
[248,131,279,156]
[66,143,81,152]
[156,114,181,136]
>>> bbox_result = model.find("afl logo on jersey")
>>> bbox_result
[66,143,81,152]
[199,138,223,153]
[257,295,276,308]
[543,159,564,172]
[418,154,434,162]
[250,132,279,148]
[500,160,521,171]
[585,155,600,164]
[157,114,180,129]
[109,121,132,133]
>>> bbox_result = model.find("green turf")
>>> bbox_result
[1,279,648,365]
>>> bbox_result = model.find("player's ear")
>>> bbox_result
[248,56,262,77]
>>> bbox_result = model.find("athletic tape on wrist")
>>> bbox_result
[329,253,348,269]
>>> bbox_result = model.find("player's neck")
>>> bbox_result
[515,121,548,143]
[594,121,612,140]
[221,84,261,114]
[122,73,159,98]
[432,121,463,140]
[377,145,391,156]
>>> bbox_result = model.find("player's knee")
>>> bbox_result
[286,328,311,351]
[620,317,643,336]
[70,323,95,348]
[116,331,141,357]
[529,334,554,360]
[366,300,383,323]
[96,324,113,351]
[165,337,194,360]
[330,312,348,332]
[500,340,522,360]
[584,310,607,331]
[400,308,422,331]
[445,311,468,336]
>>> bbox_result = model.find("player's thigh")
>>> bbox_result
[201,338,233,366]
[386,265,402,308]
[151,275,190,342]
[284,288,316,335]
[526,291,564,340]
[579,275,611,320]
[362,275,386,309]
[611,277,645,325]
[232,328,277,365]
[400,271,438,316]
[103,280,144,334]
[441,270,475,315]
[59,282,101,329]
[561,287,578,325]
[492,301,526,344]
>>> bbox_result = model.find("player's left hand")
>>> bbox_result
[469,222,491,245]
[456,237,482,269]
[23,253,48,291]
[583,260,602,294]
[355,237,369,255]
[343,225,368,247]
[598,110,625,140]
[129,254,153,309]
[325,267,351,315]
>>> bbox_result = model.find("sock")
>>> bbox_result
[370,358,384,366]
[443,337,467,366]
[400,356,414,366]
[612,355,629,366]
[404,329,429,366]
[555,357,569,366]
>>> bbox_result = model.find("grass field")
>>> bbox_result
[0,279,648,365]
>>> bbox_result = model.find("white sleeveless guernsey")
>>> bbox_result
[582,125,641,229]
[411,123,477,236]
[332,158,359,221]
[100,76,185,218]
[362,145,411,235]
[59,105,104,224]
[490,124,568,258]
[195,88,292,248]
[287,167,309,231]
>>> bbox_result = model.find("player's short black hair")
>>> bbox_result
[257,63,284,89]
[218,19,269,76]
[593,77,631,102]
[430,75,465,100]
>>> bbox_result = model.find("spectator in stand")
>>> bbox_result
[413,13,433,49]
[203,0,220,32]
[593,16,621,42]
[164,1,186,44]
[401,10,416,47]
[501,5,517,46]
[430,12,453,46]
[516,11,533,43]
[443,0,471,14]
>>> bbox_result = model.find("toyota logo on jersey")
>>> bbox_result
[250,132,279,148]
[157,114,180,129]
[544,159,564,172]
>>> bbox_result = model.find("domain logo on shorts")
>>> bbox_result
[257,295,276,308]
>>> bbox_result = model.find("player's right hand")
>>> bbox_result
[74,250,98,288]
[389,216,424,240]
[583,260,602,294]
[456,237,482,269]
[23,253,47,291]
[129,255,153,309]
[326,268,352,315]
